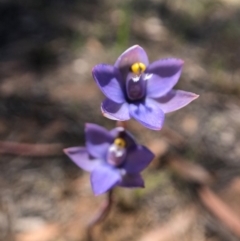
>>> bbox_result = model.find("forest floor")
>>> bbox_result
[0,0,240,241]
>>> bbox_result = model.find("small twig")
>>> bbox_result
[166,156,214,185]
[163,156,240,238]
[0,141,63,157]
[86,190,114,241]
[161,126,186,148]
[197,186,240,238]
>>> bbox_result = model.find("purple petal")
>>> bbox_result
[114,45,149,78]
[64,147,100,172]
[85,123,114,159]
[129,98,165,130]
[90,165,121,195]
[154,90,199,113]
[92,64,125,103]
[101,98,130,121]
[119,173,144,188]
[146,58,184,98]
[123,145,154,173]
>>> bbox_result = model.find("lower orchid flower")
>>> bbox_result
[92,45,199,130]
[64,123,154,195]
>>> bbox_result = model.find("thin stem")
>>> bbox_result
[86,121,125,241]
[116,121,127,128]
[86,190,114,241]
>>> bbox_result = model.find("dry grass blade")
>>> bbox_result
[168,157,214,185]
[198,186,240,238]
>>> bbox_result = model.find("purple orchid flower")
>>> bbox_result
[64,123,154,195]
[92,45,199,130]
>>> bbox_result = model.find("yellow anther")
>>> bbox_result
[131,62,146,75]
[114,138,126,148]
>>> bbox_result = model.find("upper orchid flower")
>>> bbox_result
[64,123,154,195]
[92,45,199,130]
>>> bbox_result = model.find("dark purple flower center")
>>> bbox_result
[126,75,146,101]
[107,138,126,166]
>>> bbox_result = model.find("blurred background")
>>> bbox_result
[0,0,240,240]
